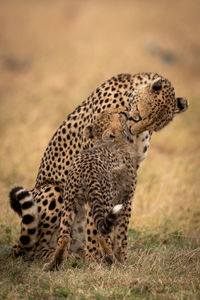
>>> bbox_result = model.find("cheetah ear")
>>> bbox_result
[85,125,94,139]
[150,78,162,92]
[102,129,115,141]
[175,97,189,114]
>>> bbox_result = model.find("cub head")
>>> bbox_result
[125,74,189,135]
[85,112,131,145]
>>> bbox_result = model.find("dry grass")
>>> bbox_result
[0,231,199,299]
[0,0,200,299]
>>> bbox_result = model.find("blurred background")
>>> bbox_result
[0,0,200,237]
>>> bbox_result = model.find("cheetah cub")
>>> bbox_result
[44,112,140,270]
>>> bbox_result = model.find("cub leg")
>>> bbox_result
[85,204,102,262]
[113,202,132,264]
[85,203,121,264]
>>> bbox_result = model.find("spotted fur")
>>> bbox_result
[9,187,39,254]
[9,72,188,261]
[44,112,139,270]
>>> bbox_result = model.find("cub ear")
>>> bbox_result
[150,78,162,91]
[85,125,94,139]
[102,129,115,141]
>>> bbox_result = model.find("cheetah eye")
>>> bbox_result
[152,84,161,91]
[151,78,162,92]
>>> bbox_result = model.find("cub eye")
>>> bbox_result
[109,134,115,139]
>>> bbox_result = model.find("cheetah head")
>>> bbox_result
[125,76,189,135]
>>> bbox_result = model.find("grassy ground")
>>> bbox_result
[0,0,200,299]
[0,229,199,299]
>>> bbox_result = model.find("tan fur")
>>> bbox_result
[9,73,188,262]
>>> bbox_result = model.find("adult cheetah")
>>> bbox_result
[9,73,188,262]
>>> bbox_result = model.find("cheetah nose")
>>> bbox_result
[176,97,189,113]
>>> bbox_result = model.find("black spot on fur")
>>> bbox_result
[58,196,63,203]
[43,223,50,228]
[17,191,30,201]
[41,213,46,219]
[51,216,57,223]
[28,228,36,234]
[21,201,33,210]
[22,214,34,224]
[49,200,56,210]
[20,235,30,245]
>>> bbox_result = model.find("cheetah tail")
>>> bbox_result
[9,186,39,249]
[9,187,35,216]
[9,186,24,216]
[97,204,123,235]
